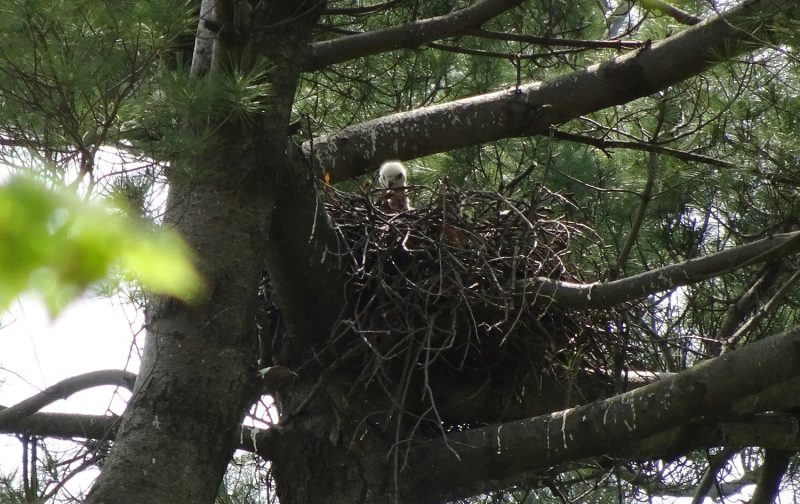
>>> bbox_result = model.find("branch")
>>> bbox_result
[0,409,119,441]
[749,448,794,504]
[549,129,738,168]
[306,0,526,70]
[724,267,800,351]
[618,448,740,500]
[406,324,800,503]
[0,370,136,425]
[0,408,284,461]
[306,0,797,182]
[642,0,702,25]
[609,150,657,279]
[527,231,800,309]
[322,0,403,16]
[707,261,784,356]
[609,99,666,280]
[690,448,738,504]
[468,28,644,50]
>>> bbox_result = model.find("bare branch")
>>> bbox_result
[306,0,526,70]
[724,267,800,351]
[709,261,784,356]
[406,324,800,503]
[610,151,657,280]
[0,410,119,441]
[690,448,738,504]
[306,0,797,182]
[749,449,794,504]
[0,370,136,425]
[549,129,738,168]
[322,0,403,16]
[528,231,800,309]
[468,28,644,50]
[643,0,702,25]
[610,99,666,280]
[0,408,284,461]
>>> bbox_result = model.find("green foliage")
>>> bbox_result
[0,0,193,174]
[130,59,273,165]
[0,175,204,315]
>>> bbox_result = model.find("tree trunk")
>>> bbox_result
[270,379,396,504]
[87,4,322,502]
[86,184,269,503]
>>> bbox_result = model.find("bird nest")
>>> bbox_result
[321,181,628,428]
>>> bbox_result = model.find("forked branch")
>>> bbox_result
[0,370,135,426]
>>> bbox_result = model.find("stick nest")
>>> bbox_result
[322,182,626,428]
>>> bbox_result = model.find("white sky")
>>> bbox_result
[0,294,140,496]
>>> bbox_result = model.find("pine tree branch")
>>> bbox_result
[468,28,644,50]
[527,231,800,309]
[0,409,119,441]
[306,0,797,182]
[406,325,800,503]
[306,0,526,70]
[0,408,284,460]
[548,129,737,168]
[0,370,136,425]
[642,0,702,25]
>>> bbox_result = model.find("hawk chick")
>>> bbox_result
[378,161,411,212]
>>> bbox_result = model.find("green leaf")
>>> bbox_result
[0,176,204,316]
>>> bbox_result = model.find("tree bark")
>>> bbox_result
[86,183,271,503]
[86,4,324,502]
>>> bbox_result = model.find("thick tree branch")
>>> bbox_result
[0,409,119,440]
[307,0,525,70]
[527,231,800,309]
[749,448,794,504]
[305,0,798,182]
[633,414,800,459]
[4,404,797,485]
[263,149,348,357]
[1,371,796,476]
[0,370,135,425]
[0,407,284,461]
[406,324,800,503]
